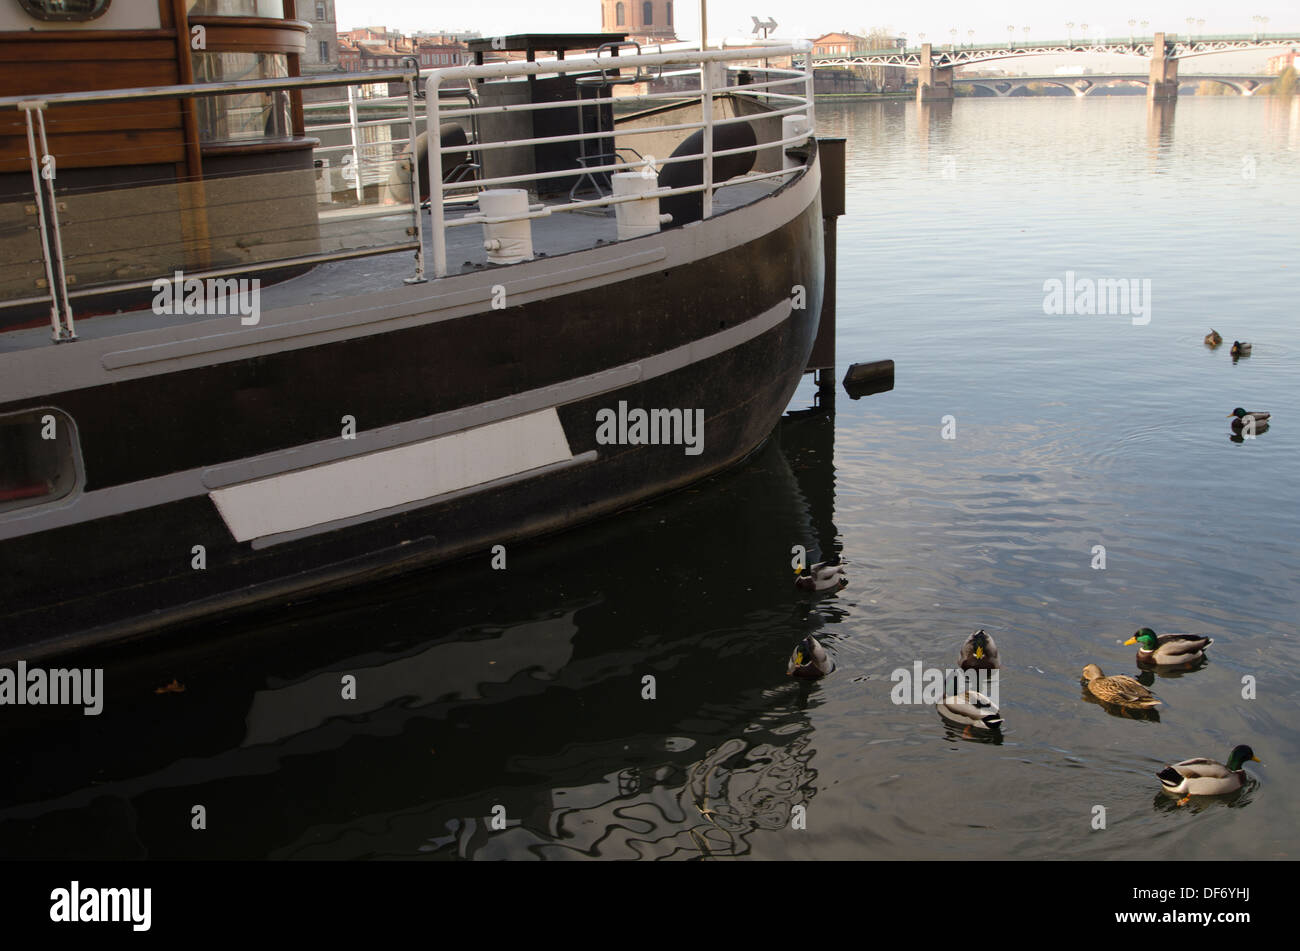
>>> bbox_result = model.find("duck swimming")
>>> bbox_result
[787,634,833,679]
[794,555,848,592]
[959,629,1000,671]
[1204,330,1222,347]
[1228,407,1270,431]
[1157,745,1260,805]
[937,689,1003,731]
[1230,341,1252,357]
[1081,664,1160,709]
[1124,628,1213,667]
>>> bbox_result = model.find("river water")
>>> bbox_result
[3,95,1297,859]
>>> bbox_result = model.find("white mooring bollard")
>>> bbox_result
[611,172,669,240]
[478,188,534,264]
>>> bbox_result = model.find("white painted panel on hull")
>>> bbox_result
[210,409,573,542]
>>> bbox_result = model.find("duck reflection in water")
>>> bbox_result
[1133,658,1208,687]
[1150,787,1254,814]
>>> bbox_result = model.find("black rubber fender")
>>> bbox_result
[657,122,757,228]
[385,123,470,203]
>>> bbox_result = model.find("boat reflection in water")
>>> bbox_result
[0,394,848,860]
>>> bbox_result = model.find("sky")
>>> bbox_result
[334,1,1300,44]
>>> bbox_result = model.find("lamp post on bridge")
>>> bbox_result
[1007,24,1015,47]
[1067,21,1074,44]
[1129,19,1136,45]
[950,28,957,51]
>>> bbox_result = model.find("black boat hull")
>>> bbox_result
[0,159,825,658]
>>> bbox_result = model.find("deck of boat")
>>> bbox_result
[0,179,781,355]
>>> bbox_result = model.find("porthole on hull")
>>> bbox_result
[0,409,80,515]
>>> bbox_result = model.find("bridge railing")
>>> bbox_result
[814,31,1300,62]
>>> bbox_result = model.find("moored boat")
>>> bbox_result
[0,4,829,658]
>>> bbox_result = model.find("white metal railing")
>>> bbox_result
[1,70,431,341]
[0,43,814,341]
[422,43,815,278]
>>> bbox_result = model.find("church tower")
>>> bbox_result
[601,0,678,44]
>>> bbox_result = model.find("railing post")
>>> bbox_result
[347,84,364,202]
[34,108,74,340]
[20,102,62,341]
[21,102,75,341]
[426,74,447,279]
[404,75,426,284]
[804,51,816,131]
[701,59,713,219]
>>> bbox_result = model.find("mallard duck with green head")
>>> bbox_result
[1228,407,1270,432]
[959,629,999,671]
[1081,664,1160,709]
[1157,745,1260,805]
[1124,628,1213,667]
[937,688,1003,731]
[1204,330,1222,347]
[794,554,848,592]
[787,634,833,679]
[1230,340,1252,357]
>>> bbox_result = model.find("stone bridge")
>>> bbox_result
[955,74,1278,97]
[810,31,1299,102]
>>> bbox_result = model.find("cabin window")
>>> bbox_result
[615,2,624,27]
[188,0,285,17]
[0,409,79,516]
[643,2,652,25]
[17,0,111,20]
[192,52,291,142]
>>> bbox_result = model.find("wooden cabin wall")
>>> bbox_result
[0,0,309,180]
[0,31,185,176]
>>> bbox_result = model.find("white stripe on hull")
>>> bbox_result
[210,409,573,542]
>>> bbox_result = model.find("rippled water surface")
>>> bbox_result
[4,96,1299,859]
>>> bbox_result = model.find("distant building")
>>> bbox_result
[303,0,339,72]
[810,32,905,92]
[1266,49,1296,74]
[335,27,469,72]
[810,32,866,57]
[412,30,482,46]
[415,42,470,69]
[600,0,677,45]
